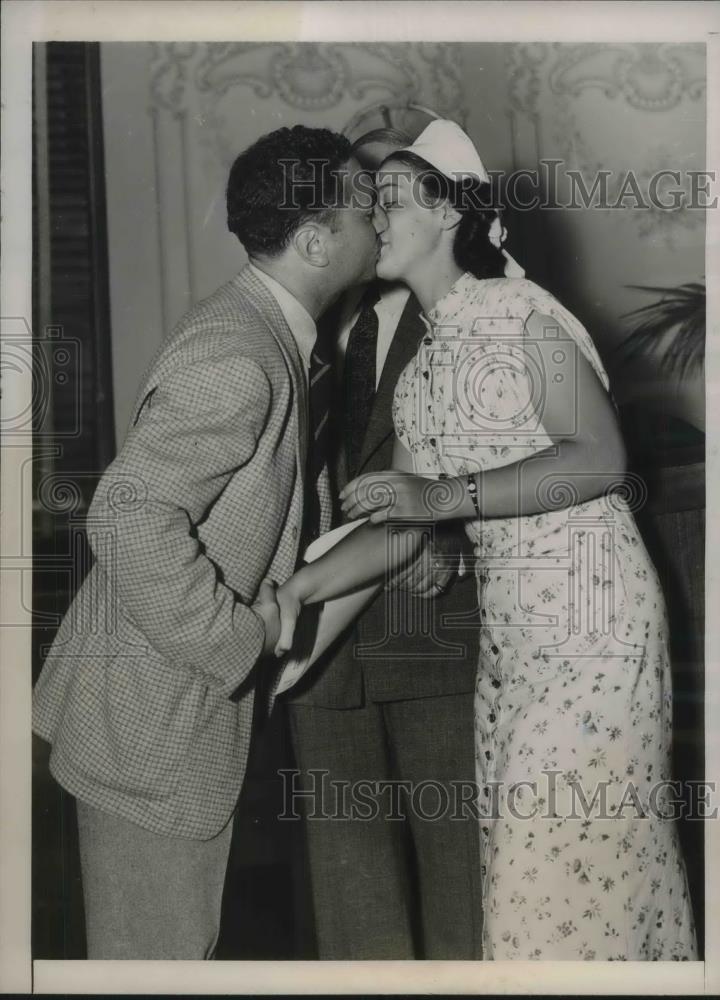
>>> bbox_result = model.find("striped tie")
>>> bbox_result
[304,344,333,542]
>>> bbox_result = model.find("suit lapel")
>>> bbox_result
[234,267,308,486]
[355,292,424,475]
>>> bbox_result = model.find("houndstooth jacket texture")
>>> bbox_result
[33,266,332,839]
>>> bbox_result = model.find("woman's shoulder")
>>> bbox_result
[474,277,579,323]
[433,274,571,330]
[454,274,542,300]
[477,275,548,302]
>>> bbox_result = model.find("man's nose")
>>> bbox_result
[372,204,388,234]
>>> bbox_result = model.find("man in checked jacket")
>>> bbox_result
[32,125,380,959]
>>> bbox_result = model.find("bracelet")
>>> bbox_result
[466,473,481,518]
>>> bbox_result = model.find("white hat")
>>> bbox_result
[394,119,525,278]
[397,119,491,184]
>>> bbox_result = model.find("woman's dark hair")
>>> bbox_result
[227,125,352,257]
[380,151,506,280]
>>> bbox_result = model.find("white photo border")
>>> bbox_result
[2,1,718,994]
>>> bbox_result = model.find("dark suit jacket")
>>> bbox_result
[287,288,479,709]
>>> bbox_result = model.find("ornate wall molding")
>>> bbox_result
[149,41,198,115]
[506,43,549,116]
[548,42,705,112]
[148,41,465,121]
[505,42,707,250]
[416,42,466,122]
[550,93,704,249]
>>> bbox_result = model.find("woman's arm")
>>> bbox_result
[274,519,428,655]
[341,312,627,523]
[288,519,429,606]
[273,436,429,654]
[288,435,424,604]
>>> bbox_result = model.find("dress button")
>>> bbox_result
[423,336,432,346]
[491,678,501,688]
[491,644,499,655]
[488,713,496,723]
[482,827,489,835]
[485,750,492,760]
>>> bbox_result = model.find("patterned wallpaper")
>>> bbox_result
[506,42,706,250]
[148,42,467,116]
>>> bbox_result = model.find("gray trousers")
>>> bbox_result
[76,799,233,959]
[288,692,483,959]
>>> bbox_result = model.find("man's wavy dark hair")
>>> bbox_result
[227,125,353,258]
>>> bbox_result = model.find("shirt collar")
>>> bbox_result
[249,263,316,369]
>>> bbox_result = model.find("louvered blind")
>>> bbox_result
[32,42,114,677]
[33,41,115,496]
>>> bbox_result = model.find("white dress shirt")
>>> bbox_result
[249,264,317,382]
[334,283,412,388]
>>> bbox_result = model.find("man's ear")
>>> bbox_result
[291,223,330,267]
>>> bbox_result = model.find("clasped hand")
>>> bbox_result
[251,577,302,659]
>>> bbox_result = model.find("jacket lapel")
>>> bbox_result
[233,267,308,486]
[355,291,424,475]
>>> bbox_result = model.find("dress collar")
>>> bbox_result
[425,271,477,327]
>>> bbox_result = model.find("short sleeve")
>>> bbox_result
[391,359,417,455]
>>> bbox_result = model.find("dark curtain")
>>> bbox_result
[32,40,114,960]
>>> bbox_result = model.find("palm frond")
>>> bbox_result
[618,281,706,377]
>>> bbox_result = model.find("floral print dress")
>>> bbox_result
[392,273,697,960]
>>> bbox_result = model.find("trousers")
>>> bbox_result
[76,798,233,959]
[287,692,482,959]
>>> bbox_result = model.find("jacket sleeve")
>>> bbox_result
[86,355,273,696]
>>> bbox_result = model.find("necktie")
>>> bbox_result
[304,342,333,542]
[343,285,380,480]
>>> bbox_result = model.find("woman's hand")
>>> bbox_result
[274,580,303,658]
[251,578,281,656]
[340,471,452,524]
[388,523,464,596]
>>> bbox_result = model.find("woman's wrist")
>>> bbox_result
[434,473,476,521]
[465,472,481,518]
[280,565,313,606]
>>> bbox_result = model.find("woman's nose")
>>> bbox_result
[373,204,388,234]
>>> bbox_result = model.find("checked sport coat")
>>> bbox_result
[33,266,332,840]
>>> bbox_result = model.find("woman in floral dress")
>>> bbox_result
[275,121,697,960]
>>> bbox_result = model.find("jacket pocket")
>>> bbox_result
[102,652,203,800]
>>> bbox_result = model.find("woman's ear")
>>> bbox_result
[292,223,330,267]
[439,200,462,231]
